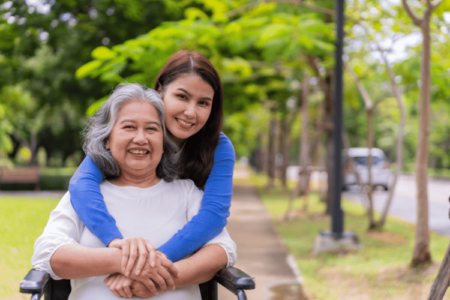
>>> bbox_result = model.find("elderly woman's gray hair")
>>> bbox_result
[83,83,178,181]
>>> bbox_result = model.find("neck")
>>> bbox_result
[108,170,161,188]
[168,131,186,148]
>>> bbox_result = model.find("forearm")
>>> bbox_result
[50,244,122,279]
[173,244,227,287]
[69,155,123,246]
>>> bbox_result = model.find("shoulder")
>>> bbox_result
[214,132,235,162]
[171,178,203,193]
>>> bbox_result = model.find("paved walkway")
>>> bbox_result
[219,184,308,300]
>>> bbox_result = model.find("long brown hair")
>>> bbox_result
[155,50,224,189]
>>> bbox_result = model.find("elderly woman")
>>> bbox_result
[31,83,237,299]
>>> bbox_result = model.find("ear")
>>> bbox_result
[105,139,110,150]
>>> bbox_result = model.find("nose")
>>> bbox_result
[133,128,147,144]
[183,102,196,119]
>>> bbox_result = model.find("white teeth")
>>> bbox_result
[128,150,148,154]
[177,119,194,127]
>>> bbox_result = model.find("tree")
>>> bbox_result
[402,0,443,266]
[1,0,186,165]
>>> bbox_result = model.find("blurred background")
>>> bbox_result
[1,0,450,299]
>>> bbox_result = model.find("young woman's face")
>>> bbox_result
[162,74,214,146]
[106,100,164,178]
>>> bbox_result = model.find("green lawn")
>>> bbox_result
[236,174,450,300]
[0,197,59,300]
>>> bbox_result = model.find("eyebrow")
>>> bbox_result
[120,119,161,127]
[177,88,213,102]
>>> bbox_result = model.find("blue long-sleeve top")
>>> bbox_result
[69,132,234,262]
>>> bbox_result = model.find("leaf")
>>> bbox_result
[92,47,117,61]
[185,7,209,21]
[86,95,109,117]
[75,60,102,79]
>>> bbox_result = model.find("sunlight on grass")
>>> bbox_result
[0,197,59,300]
[236,173,450,300]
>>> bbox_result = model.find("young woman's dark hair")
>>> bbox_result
[154,50,224,189]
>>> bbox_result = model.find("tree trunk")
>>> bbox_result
[286,77,311,219]
[29,132,38,166]
[377,52,407,228]
[346,64,376,228]
[307,56,334,214]
[366,109,376,228]
[279,119,290,188]
[324,75,334,215]
[252,133,264,173]
[427,243,450,299]
[412,19,432,266]
[266,116,277,189]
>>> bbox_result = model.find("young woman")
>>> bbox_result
[69,50,235,279]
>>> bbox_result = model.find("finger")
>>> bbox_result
[125,239,137,277]
[146,240,156,268]
[122,278,134,298]
[159,267,175,291]
[104,274,114,285]
[109,275,122,298]
[122,241,130,275]
[142,278,158,295]
[108,238,123,249]
[117,276,130,298]
[116,277,127,298]
[135,238,149,275]
[152,274,167,293]
[161,258,179,277]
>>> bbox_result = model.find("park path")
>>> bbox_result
[219,168,308,300]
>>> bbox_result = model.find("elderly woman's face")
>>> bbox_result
[105,100,164,177]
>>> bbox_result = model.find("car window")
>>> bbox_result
[353,156,382,165]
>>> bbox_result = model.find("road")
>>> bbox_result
[343,174,450,236]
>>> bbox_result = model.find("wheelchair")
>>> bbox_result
[20,266,255,300]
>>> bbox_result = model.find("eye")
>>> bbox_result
[177,94,187,100]
[198,100,209,107]
[147,127,158,131]
[124,125,135,129]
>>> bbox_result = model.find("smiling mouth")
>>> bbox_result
[128,150,149,155]
[176,118,195,127]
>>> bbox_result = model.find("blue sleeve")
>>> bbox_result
[158,133,235,262]
[69,155,123,246]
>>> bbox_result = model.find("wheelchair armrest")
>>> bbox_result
[20,269,50,295]
[214,267,255,295]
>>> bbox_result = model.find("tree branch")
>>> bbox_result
[431,0,443,8]
[226,0,333,18]
[225,0,361,24]
[401,0,423,26]
[345,64,373,111]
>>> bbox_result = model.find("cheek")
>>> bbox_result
[201,108,212,124]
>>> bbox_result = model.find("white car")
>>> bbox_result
[344,148,391,191]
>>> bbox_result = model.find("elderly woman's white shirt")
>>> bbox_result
[32,179,237,300]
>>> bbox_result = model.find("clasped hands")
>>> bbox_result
[104,237,179,298]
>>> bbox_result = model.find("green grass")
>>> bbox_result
[237,173,450,300]
[0,197,59,300]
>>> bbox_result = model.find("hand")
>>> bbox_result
[104,273,134,298]
[130,281,159,298]
[108,237,157,277]
[127,251,179,294]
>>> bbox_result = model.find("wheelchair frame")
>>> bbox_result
[20,267,255,300]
